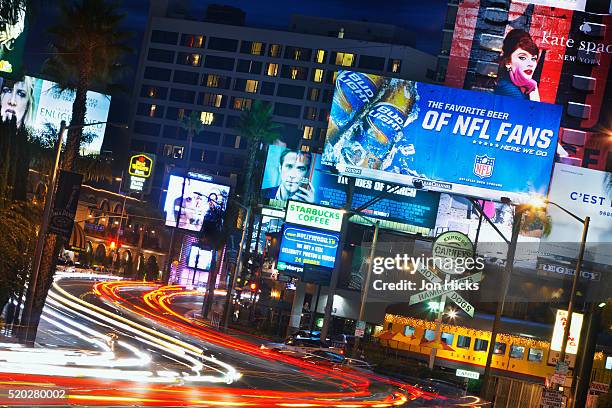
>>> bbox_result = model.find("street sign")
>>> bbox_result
[432,231,474,275]
[540,388,564,408]
[456,369,480,380]
[590,381,609,395]
[355,320,366,338]
[550,373,566,385]
[409,268,479,317]
[555,361,569,375]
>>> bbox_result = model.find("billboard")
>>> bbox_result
[285,201,343,232]
[539,163,612,266]
[163,174,230,233]
[277,226,339,272]
[127,153,155,193]
[444,1,612,168]
[0,3,28,74]
[261,145,440,233]
[188,246,213,270]
[0,75,111,155]
[550,309,583,354]
[323,71,562,203]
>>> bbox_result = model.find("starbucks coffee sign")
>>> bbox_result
[285,201,343,232]
[432,231,474,275]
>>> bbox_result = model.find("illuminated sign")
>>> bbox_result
[285,201,343,232]
[551,309,583,354]
[127,153,155,193]
[455,369,480,380]
[432,231,474,275]
[278,226,339,271]
[323,71,562,203]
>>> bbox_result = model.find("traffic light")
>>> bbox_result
[109,240,117,250]
[249,282,257,292]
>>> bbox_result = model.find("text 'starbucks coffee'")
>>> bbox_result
[285,201,343,232]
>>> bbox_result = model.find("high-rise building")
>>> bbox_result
[129,1,437,201]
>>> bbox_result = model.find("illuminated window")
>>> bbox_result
[304,107,316,120]
[510,345,525,359]
[493,342,507,355]
[403,326,415,336]
[206,74,221,88]
[177,109,185,120]
[181,34,204,48]
[313,69,324,83]
[148,87,157,97]
[232,97,252,110]
[266,63,278,77]
[293,49,301,60]
[201,93,223,108]
[250,42,263,55]
[200,111,214,125]
[335,52,354,67]
[390,59,401,73]
[172,146,184,159]
[199,150,206,161]
[300,145,310,152]
[315,49,326,63]
[528,348,543,362]
[245,79,259,93]
[457,335,471,349]
[149,104,157,117]
[291,67,299,80]
[302,126,314,140]
[269,44,281,57]
[234,136,242,149]
[308,88,319,101]
[191,54,201,66]
[441,332,454,345]
[163,144,173,157]
[474,338,488,352]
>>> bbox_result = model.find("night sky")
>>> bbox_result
[23,0,448,153]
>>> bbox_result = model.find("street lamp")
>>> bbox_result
[23,120,127,344]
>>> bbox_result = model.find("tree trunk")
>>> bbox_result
[12,126,30,201]
[203,246,223,319]
[241,137,260,206]
[63,52,91,171]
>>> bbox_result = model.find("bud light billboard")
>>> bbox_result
[261,144,440,234]
[322,71,562,203]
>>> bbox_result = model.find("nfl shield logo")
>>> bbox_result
[473,155,494,179]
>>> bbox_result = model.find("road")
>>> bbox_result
[0,271,489,406]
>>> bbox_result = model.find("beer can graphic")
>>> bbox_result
[329,71,382,132]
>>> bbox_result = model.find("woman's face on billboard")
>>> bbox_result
[509,47,538,79]
[1,81,28,125]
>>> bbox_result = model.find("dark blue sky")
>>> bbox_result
[24,0,448,152]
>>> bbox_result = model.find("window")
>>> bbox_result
[177,52,201,67]
[200,93,224,108]
[207,37,238,52]
[149,104,158,117]
[274,102,301,118]
[192,131,221,145]
[131,139,157,154]
[245,79,259,93]
[318,128,327,141]
[315,49,326,63]
[173,70,199,85]
[403,326,415,336]
[260,82,275,95]
[528,348,544,362]
[169,89,195,104]
[203,74,229,89]
[302,126,314,140]
[322,89,333,103]
[358,55,385,70]
[318,109,329,123]
[150,30,178,45]
[493,342,507,355]
[232,97,252,110]
[164,144,184,159]
[180,34,204,48]
[423,329,435,341]
[141,85,168,99]
[225,115,241,129]
[307,88,320,101]
[510,345,525,359]
[165,107,189,121]
[222,134,243,148]
[200,111,215,125]
[325,71,338,84]
[250,41,263,55]
[163,125,187,140]
[303,107,316,120]
[204,56,235,71]
[334,52,355,67]
[474,339,489,352]
[284,46,312,61]
[134,120,161,136]
[389,59,401,73]
[269,44,281,57]
[236,59,262,74]
[313,69,324,83]
[457,335,471,349]
[137,103,163,118]
[441,332,455,345]
[300,145,310,152]
[144,66,171,81]
[266,63,278,77]
[277,84,305,99]
[147,48,175,63]
[281,65,308,80]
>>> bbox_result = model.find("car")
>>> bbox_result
[307,350,373,371]
[261,336,344,355]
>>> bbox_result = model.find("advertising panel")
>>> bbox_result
[49,170,83,243]
[277,226,339,272]
[444,0,612,169]
[550,309,583,354]
[539,163,612,266]
[0,4,28,74]
[323,71,562,203]
[163,174,230,232]
[261,145,440,233]
[0,75,111,155]
[127,153,155,193]
[188,246,213,270]
[285,201,343,232]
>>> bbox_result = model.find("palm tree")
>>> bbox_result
[179,112,204,168]
[236,101,281,205]
[41,0,132,172]
[75,154,113,183]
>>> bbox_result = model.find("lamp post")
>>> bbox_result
[23,120,127,343]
